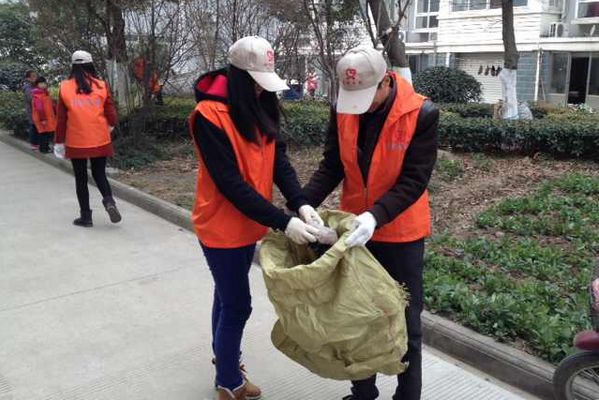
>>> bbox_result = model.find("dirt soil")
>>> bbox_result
[117,145,599,236]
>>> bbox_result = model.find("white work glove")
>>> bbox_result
[285,217,319,245]
[53,143,65,159]
[298,205,324,228]
[345,212,377,248]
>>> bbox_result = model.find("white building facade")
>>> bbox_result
[401,0,599,107]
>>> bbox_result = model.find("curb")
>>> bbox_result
[422,311,555,399]
[1,131,556,399]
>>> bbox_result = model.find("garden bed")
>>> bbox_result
[117,145,599,364]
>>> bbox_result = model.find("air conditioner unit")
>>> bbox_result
[550,22,568,37]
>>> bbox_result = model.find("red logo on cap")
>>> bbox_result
[265,50,275,68]
[344,68,361,86]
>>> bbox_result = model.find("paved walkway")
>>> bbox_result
[0,141,537,400]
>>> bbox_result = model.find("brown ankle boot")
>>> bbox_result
[240,365,262,400]
[217,385,247,400]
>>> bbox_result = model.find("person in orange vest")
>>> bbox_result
[303,46,439,400]
[31,76,57,153]
[133,57,164,105]
[189,36,322,400]
[54,50,122,228]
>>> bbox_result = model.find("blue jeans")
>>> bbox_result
[350,240,425,400]
[201,243,256,391]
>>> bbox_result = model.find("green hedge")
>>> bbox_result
[281,100,330,145]
[0,91,29,137]
[437,102,582,120]
[2,92,596,160]
[439,113,599,159]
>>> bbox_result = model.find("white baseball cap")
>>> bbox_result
[228,36,289,92]
[336,46,388,114]
[71,50,93,65]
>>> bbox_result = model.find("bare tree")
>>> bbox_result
[364,0,412,83]
[127,0,196,105]
[499,0,519,119]
[302,0,363,101]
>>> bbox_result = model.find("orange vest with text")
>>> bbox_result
[189,100,276,248]
[338,73,431,243]
[32,92,57,133]
[60,79,111,148]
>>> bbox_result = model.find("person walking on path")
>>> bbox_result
[54,50,121,228]
[31,76,56,154]
[23,70,39,151]
[301,46,439,400]
[189,36,322,400]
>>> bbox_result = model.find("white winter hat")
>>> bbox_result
[228,36,289,92]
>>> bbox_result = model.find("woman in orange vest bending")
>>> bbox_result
[55,51,121,228]
[190,36,322,400]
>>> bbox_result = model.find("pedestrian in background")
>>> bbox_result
[54,50,122,228]
[31,76,56,154]
[23,70,39,150]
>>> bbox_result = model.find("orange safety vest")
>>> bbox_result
[338,73,431,243]
[189,100,276,248]
[60,79,111,149]
[32,92,57,133]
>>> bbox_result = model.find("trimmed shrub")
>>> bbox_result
[0,90,29,137]
[414,66,482,103]
[438,113,599,159]
[438,103,494,118]
[281,100,330,145]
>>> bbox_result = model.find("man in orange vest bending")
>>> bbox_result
[302,46,439,400]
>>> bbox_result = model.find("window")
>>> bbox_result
[550,53,569,94]
[490,0,527,7]
[416,0,440,30]
[548,0,563,9]
[453,0,527,11]
[577,0,599,18]
[589,57,599,95]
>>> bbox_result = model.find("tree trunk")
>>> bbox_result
[104,0,131,110]
[367,0,411,83]
[106,0,127,62]
[501,0,519,119]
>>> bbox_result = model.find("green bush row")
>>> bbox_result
[0,91,29,138]
[437,102,585,119]
[439,113,599,159]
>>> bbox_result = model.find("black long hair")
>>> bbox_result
[227,65,283,143]
[69,63,101,94]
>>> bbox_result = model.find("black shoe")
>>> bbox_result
[342,396,355,400]
[73,210,93,227]
[102,197,122,223]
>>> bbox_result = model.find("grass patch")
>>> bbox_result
[435,157,464,182]
[426,173,599,364]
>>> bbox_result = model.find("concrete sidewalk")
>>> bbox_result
[0,141,536,400]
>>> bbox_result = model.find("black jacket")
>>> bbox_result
[191,69,307,232]
[303,82,439,228]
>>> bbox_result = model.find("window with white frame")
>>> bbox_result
[577,0,599,18]
[452,0,527,12]
[416,0,439,30]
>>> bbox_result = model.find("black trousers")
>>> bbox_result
[351,239,425,400]
[71,157,113,212]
